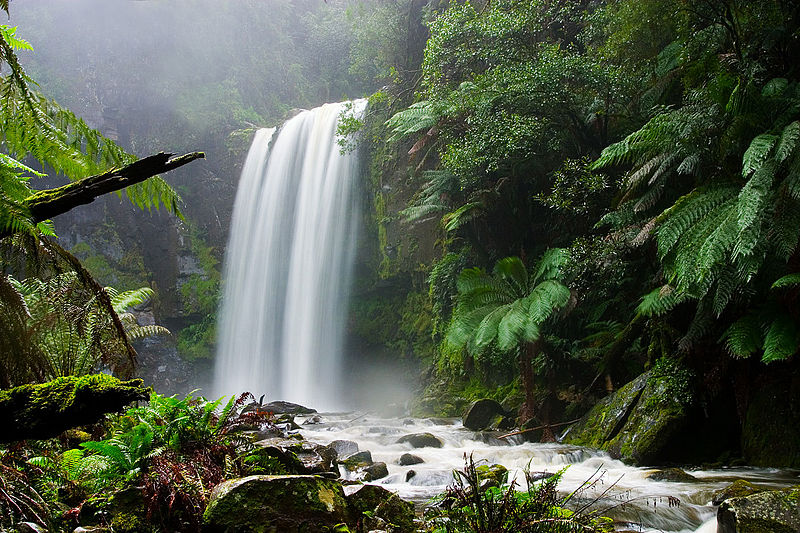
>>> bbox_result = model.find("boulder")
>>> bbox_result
[712,480,763,506]
[361,462,389,482]
[462,399,509,431]
[347,485,415,532]
[717,486,800,533]
[475,464,508,486]
[202,475,351,533]
[396,432,443,448]
[398,453,424,466]
[329,439,359,458]
[563,361,696,465]
[342,450,374,471]
[741,373,800,468]
[561,372,650,449]
[260,400,317,415]
[646,468,696,483]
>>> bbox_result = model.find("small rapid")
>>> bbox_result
[297,412,799,532]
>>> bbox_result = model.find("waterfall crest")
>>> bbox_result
[214,100,365,409]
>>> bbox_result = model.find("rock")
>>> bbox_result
[563,362,696,465]
[741,373,800,468]
[202,475,351,533]
[260,400,317,415]
[646,468,697,483]
[255,439,333,475]
[342,450,374,471]
[712,480,763,506]
[361,462,389,481]
[398,453,424,466]
[527,471,556,483]
[396,432,443,448]
[295,443,337,474]
[462,399,510,431]
[405,470,416,482]
[303,415,322,425]
[475,464,508,486]
[562,372,650,449]
[329,439,359,458]
[717,486,800,533]
[346,485,415,532]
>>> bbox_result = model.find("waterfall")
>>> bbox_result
[214,100,366,410]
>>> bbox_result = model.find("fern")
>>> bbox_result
[771,273,800,289]
[385,101,439,142]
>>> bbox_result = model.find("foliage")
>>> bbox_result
[425,455,612,533]
[447,250,570,356]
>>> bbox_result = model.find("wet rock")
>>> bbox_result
[361,462,389,481]
[329,439,359,458]
[712,479,763,506]
[303,414,322,425]
[202,475,351,533]
[398,453,424,466]
[527,471,556,483]
[261,400,317,415]
[562,372,650,449]
[255,438,335,474]
[405,470,416,482]
[463,399,511,431]
[342,450,374,471]
[717,486,800,533]
[475,464,508,486]
[646,468,697,483]
[347,484,415,532]
[396,432,443,448]
[563,362,697,465]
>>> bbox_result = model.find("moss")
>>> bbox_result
[203,475,352,533]
[0,375,150,442]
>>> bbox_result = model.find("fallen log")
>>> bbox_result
[0,374,150,442]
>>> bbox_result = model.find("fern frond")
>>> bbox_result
[722,312,762,358]
[776,121,800,163]
[762,314,800,363]
[386,101,439,142]
[772,273,800,289]
[741,133,778,178]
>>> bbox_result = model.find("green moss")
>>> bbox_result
[0,375,150,442]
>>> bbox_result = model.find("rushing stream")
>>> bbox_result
[297,412,799,533]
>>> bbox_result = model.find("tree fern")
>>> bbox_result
[385,101,439,142]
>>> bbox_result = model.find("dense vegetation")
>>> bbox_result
[1,0,799,531]
[370,0,800,441]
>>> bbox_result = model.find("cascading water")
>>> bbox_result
[214,100,366,409]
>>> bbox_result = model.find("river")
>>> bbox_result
[298,412,799,532]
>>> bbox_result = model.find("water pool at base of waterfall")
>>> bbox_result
[297,412,799,533]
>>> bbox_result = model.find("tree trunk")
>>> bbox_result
[519,341,538,423]
[4,151,204,239]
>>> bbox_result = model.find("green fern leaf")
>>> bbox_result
[741,133,777,178]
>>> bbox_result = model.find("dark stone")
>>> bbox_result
[527,471,556,483]
[406,470,416,482]
[346,485,415,532]
[462,399,509,431]
[717,486,800,533]
[396,432,443,448]
[563,363,697,465]
[329,439,359,458]
[342,450,373,471]
[361,462,389,481]
[646,468,697,483]
[712,480,763,506]
[741,373,800,468]
[562,372,650,449]
[303,415,322,425]
[398,453,424,466]
[260,401,317,415]
[202,475,351,533]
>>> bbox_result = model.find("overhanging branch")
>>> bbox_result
[23,151,205,225]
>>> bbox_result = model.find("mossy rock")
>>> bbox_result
[0,375,150,442]
[347,485,415,532]
[342,450,373,471]
[712,480,763,505]
[605,369,693,464]
[396,432,443,448]
[562,372,650,449]
[717,486,800,533]
[475,464,508,486]
[202,475,351,533]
